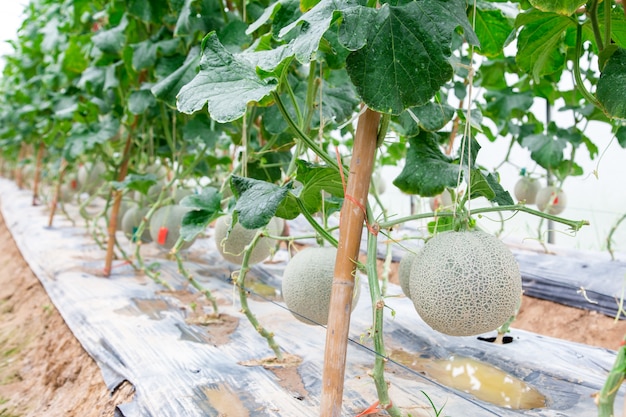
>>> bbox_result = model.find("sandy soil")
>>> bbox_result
[0,208,625,416]
[0,214,134,417]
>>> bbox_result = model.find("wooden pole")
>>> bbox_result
[48,159,68,228]
[103,123,135,277]
[32,141,45,205]
[320,108,380,416]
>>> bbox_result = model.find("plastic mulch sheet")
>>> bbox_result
[0,178,623,416]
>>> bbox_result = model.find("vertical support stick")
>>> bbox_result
[48,159,68,228]
[320,108,380,416]
[32,141,45,205]
[103,126,134,277]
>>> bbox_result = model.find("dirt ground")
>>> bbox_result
[0,214,134,417]
[0,212,625,416]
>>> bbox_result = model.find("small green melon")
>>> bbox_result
[513,177,540,204]
[122,206,152,243]
[213,214,282,265]
[409,230,522,337]
[281,246,360,326]
[149,205,195,250]
[77,162,106,194]
[536,186,567,215]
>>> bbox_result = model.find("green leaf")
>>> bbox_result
[152,47,201,107]
[472,6,514,58]
[427,216,454,234]
[128,0,170,23]
[528,0,586,16]
[484,171,514,205]
[469,168,496,201]
[346,0,479,114]
[296,160,344,213]
[128,89,157,114]
[616,125,626,148]
[92,15,128,55]
[392,131,460,196]
[597,48,626,120]
[231,176,290,229]
[63,117,120,161]
[482,88,534,131]
[111,173,158,194]
[409,101,455,132]
[521,133,566,169]
[278,0,367,63]
[515,10,574,82]
[177,32,279,122]
[554,159,583,181]
[62,36,90,74]
[180,188,223,242]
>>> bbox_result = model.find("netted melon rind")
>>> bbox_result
[409,230,522,337]
[281,246,360,326]
[398,252,417,299]
[213,214,281,265]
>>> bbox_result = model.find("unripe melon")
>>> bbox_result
[149,205,195,250]
[122,206,152,243]
[409,230,522,337]
[281,246,360,325]
[214,214,282,265]
[398,251,417,299]
[77,162,106,194]
[536,186,567,215]
[514,177,540,204]
[59,184,75,203]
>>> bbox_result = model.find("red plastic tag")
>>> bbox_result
[71,179,77,189]
[158,227,168,245]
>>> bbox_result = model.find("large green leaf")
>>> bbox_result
[473,6,514,58]
[63,117,120,161]
[597,48,626,120]
[295,160,344,213]
[278,0,367,63]
[128,89,157,114]
[393,131,460,196]
[128,0,170,23]
[131,39,180,71]
[92,15,128,55]
[515,10,574,82]
[180,187,223,241]
[521,133,567,169]
[484,171,514,205]
[152,47,200,107]
[177,32,279,122]
[111,173,158,194]
[231,176,290,229]
[482,88,534,130]
[528,0,586,16]
[345,0,479,114]
[409,101,456,132]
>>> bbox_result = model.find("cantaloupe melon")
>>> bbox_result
[281,246,360,325]
[536,186,567,215]
[398,251,417,299]
[122,206,152,243]
[409,230,522,337]
[213,214,281,265]
[149,205,195,250]
[513,177,540,204]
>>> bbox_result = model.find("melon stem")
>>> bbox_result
[235,229,283,360]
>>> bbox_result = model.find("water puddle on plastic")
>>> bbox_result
[390,349,546,409]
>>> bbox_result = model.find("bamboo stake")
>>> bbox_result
[103,126,134,277]
[48,159,68,228]
[32,141,45,205]
[320,107,380,416]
